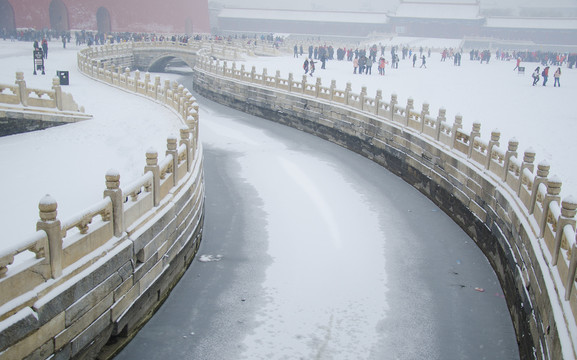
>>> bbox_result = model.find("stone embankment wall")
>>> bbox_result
[192,56,577,360]
[0,47,205,359]
[0,72,91,137]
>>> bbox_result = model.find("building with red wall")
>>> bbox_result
[0,0,210,34]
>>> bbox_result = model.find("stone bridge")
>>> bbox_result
[85,40,279,74]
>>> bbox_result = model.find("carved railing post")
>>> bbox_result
[404,98,413,126]
[315,77,322,98]
[164,79,171,103]
[166,135,179,186]
[540,176,562,237]
[451,113,462,149]
[251,66,256,82]
[420,102,430,133]
[390,93,397,120]
[301,75,307,94]
[52,77,63,110]
[503,138,519,181]
[144,72,151,96]
[187,114,197,159]
[468,122,481,158]
[486,129,501,169]
[330,80,336,102]
[154,75,161,100]
[345,82,352,106]
[360,86,367,111]
[134,70,140,92]
[375,90,382,115]
[124,67,131,90]
[262,68,267,85]
[567,238,577,300]
[288,73,293,92]
[16,72,28,106]
[530,161,550,214]
[553,197,577,266]
[145,149,161,207]
[116,66,122,85]
[519,148,536,194]
[177,84,185,115]
[36,195,62,278]
[275,70,280,88]
[180,126,192,172]
[103,170,124,237]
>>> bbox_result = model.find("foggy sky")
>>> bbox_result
[211,0,577,13]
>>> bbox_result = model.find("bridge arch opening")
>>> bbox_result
[49,0,69,33]
[148,55,194,73]
[0,0,15,33]
[96,7,111,34]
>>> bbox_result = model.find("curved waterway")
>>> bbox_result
[115,76,519,360]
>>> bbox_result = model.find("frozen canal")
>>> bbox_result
[115,78,519,359]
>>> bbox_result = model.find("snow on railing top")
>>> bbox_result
[0,72,87,113]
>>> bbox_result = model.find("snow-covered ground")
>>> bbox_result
[240,39,577,199]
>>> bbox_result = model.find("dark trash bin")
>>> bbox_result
[57,70,69,85]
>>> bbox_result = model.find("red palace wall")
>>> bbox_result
[4,0,210,34]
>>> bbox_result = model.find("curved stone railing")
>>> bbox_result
[0,48,204,358]
[193,55,577,359]
[0,72,85,113]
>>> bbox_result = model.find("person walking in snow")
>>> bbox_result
[309,59,315,77]
[420,55,427,68]
[513,57,521,71]
[41,38,48,59]
[532,66,540,86]
[554,67,561,87]
[353,57,359,74]
[412,53,417,67]
[378,57,386,75]
[542,66,550,86]
[303,58,309,74]
[358,55,366,74]
[365,56,373,74]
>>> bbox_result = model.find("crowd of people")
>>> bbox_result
[291,40,573,89]
[1,27,573,87]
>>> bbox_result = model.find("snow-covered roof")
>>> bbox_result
[485,17,577,30]
[391,1,482,20]
[218,8,388,24]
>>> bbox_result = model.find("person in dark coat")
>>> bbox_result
[542,66,550,86]
[532,66,540,86]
